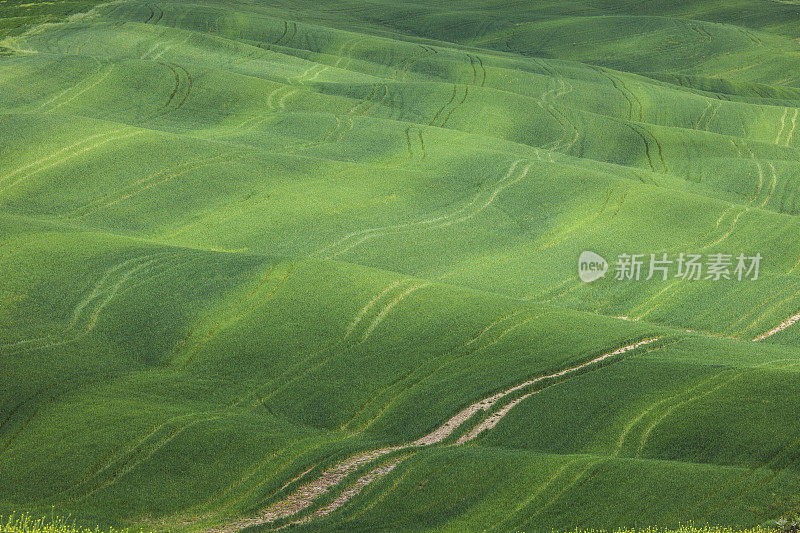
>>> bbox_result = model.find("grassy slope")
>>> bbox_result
[1,0,800,531]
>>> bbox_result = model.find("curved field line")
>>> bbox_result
[358,84,387,117]
[0,383,91,460]
[46,64,114,112]
[229,447,403,528]
[0,130,140,196]
[245,281,429,409]
[360,283,428,342]
[613,373,722,456]
[429,84,457,125]
[636,371,742,456]
[488,459,582,532]
[456,339,670,446]
[403,127,413,160]
[316,159,531,259]
[279,88,298,111]
[65,416,222,504]
[667,359,800,523]
[628,123,655,172]
[441,186,614,286]
[48,414,198,503]
[160,62,181,107]
[176,265,294,370]
[273,21,288,45]
[348,84,377,115]
[537,73,578,152]
[341,310,532,433]
[0,256,159,354]
[698,436,800,521]
[266,85,290,110]
[741,284,800,339]
[724,285,793,336]
[776,108,789,144]
[590,66,631,120]
[307,456,407,519]
[616,75,643,121]
[694,101,712,130]
[334,36,365,69]
[476,54,486,86]
[741,141,764,206]
[786,109,799,146]
[413,337,660,447]
[168,265,276,363]
[173,64,192,109]
[232,279,414,409]
[627,281,679,319]
[215,338,659,530]
[73,154,232,217]
[280,114,341,154]
[467,54,477,85]
[700,206,748,250]
[440,85,468,127]
[759,162,777,208]
[752,309,800,341]
[417,130,427,159]
[0,130,120,187]
[519,459,603,526]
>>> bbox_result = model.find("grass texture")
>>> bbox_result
[2,0,800,531]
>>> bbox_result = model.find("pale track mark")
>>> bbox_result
[752,310,800,341]
[636,372,741,456]
[0,131,118,186]
[760,162,777,208]
[175,266,294,370]
[724,286,792,336]
[521,460,602,526]
[487,459,582,532]
[0,130,141,196]
[694,101,712,130]
[48,65,114,111]
[75,154,232,216]
[700,206,748,251]
[705,102,721,131]
[308,456,406,519]
[439,186,614,285]
[317,159,531,259]
[361,283,429,342]
[216,338,660,531]
[786,109,799,146]
[36,59,102,110]
[277,88,297,110]
[456,339,669,446]
[664,358,800,524]
[739,284,800,339]
[0,256,160,355]
[776,108,789,144]
[229,447,403,529]
[345,280,402,338]
[231,279,416,410]
[414,338,660,447]
[614,372,726,456]
[341,311,533,434]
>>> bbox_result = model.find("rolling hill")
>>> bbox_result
[2,0,800,531]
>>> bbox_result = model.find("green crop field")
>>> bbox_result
[2,0,800,531]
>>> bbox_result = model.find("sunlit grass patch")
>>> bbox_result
[0,513,150,533]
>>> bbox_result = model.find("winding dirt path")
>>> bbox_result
[213,337,660,531]
[752,310,800,341]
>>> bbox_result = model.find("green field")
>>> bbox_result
[2,0,800,531]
